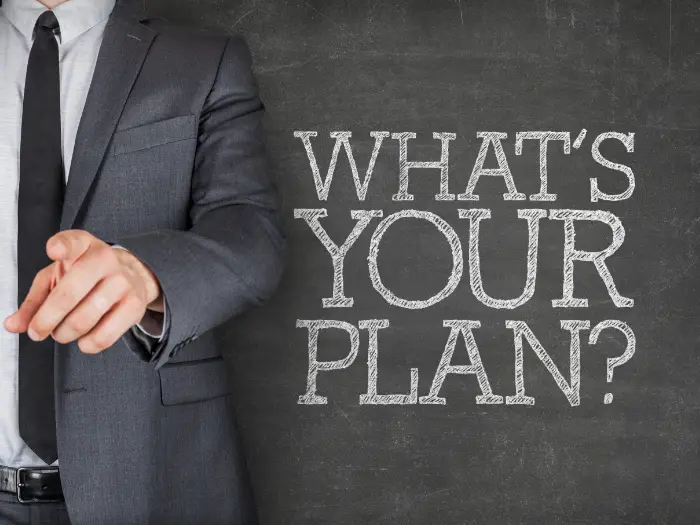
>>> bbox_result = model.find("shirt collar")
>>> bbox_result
[2,0,116,45]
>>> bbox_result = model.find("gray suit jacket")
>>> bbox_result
[53,1,285,523]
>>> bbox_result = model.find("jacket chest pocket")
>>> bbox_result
[111,114,198,156]
[158,356,231,406]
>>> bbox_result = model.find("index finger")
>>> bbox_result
[4,265,57,334]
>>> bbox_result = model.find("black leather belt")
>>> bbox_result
[0,465,64,503]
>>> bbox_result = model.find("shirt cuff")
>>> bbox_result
[112,244,169,342]
[135,309,168,341]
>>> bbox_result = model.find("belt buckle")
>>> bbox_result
[16,467,62,504]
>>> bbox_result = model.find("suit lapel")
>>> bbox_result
[60,1,156,230]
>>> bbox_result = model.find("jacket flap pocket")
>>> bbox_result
[112,114,197,155]
[159,356,230,406]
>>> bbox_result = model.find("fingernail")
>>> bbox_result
[28,328,39,341]
[49,239,65,256]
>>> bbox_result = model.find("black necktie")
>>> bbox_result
[18,10,64,465]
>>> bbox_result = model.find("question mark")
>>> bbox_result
[589,320,636,404]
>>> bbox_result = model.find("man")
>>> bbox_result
[0,0,286,523]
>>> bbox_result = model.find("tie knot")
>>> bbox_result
[35,10,60,33]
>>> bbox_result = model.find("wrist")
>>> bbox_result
[113,247,163,312]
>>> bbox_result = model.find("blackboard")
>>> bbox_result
[149,1,700,523]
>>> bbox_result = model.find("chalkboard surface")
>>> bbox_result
[150,1,700,523]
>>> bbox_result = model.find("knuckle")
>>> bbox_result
[91,331,113,351]
[111,273,131,290]
[30,315,50,335]
[55,285,79,304]
[91,292,110,312]
[65,314,91,335]
[124,294,144,311]
[52,329,74,344]
[78,338,99,354]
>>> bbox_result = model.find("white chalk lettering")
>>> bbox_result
[391,132,457,201]
[506,320,589,406]
[590,132,635,202]
[359,319,419,405]
[297,319,361,405]
[459,132,525,201]
[515,131,570,201]
[459,208,546,309]
[368,210,463,309]
[294,208,382,307]
[549,209,633,308]
[294,130,389,201]
[419,320,504,405]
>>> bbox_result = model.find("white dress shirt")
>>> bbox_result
[0,0,166,468]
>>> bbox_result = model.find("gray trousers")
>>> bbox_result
[0,491,71,525]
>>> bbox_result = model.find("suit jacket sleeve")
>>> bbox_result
[115,35,286,370]
[111,244,168,340]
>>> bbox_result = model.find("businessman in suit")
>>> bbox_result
[0,0,285,523]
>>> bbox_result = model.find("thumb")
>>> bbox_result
[47,229,94,262]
